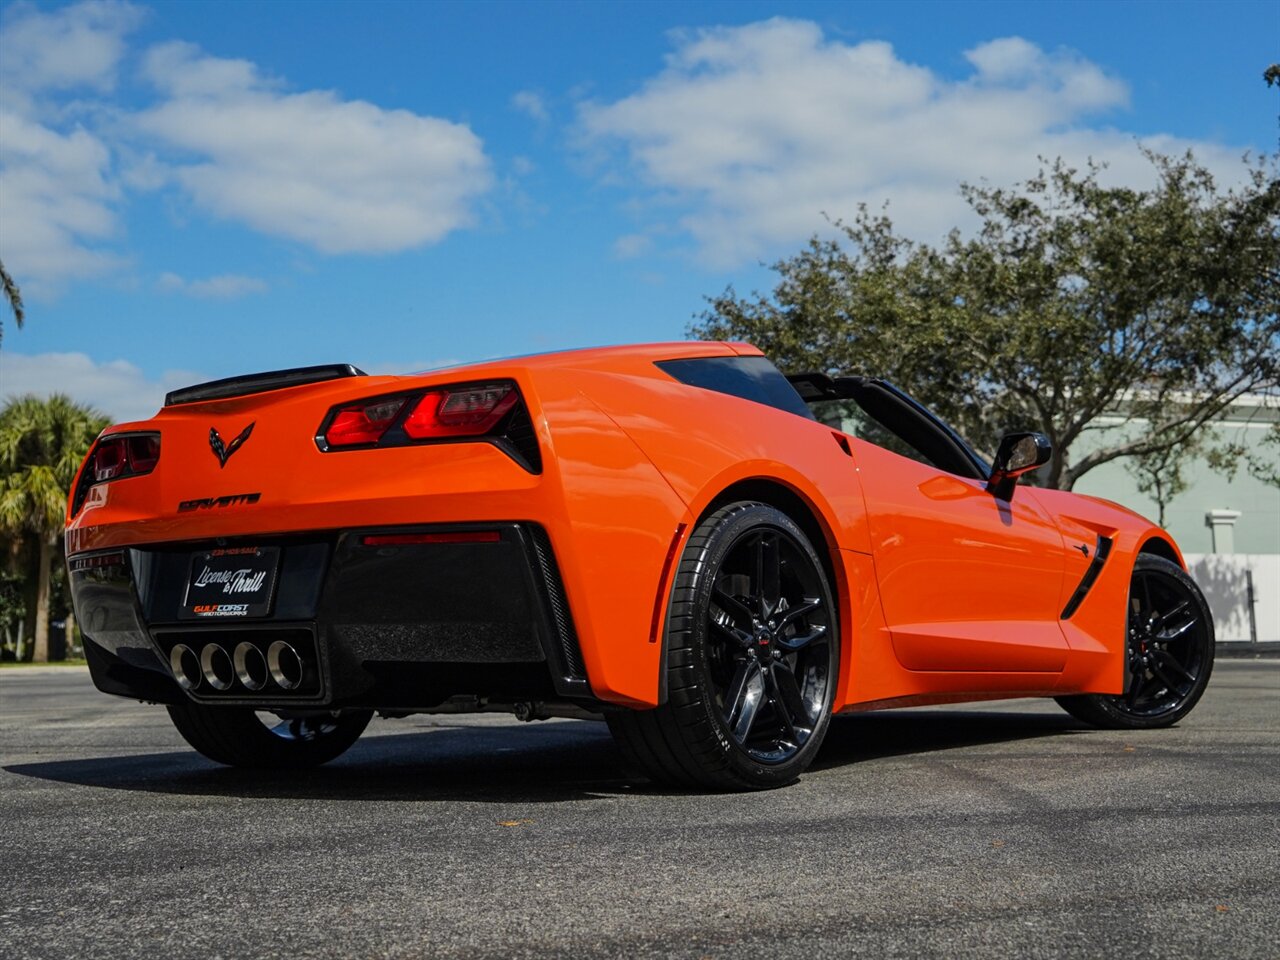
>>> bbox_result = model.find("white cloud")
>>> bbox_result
[134,41,494,255]
[156,271,268,298]
[577,18,1247,265]
[0,351,203,423]
[511,89,549,122]
[0,11,494,292]
[0,109,124,289]
[0,0,144,98]
[0,1,143,291]
[613,233,652,259]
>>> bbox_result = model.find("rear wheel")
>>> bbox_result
[1056,554,1214,729]
[608,502,838,790]
[167,702,372,767]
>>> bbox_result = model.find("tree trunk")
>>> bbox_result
[32,538,51,663]
[19,538,37,662]
[65,611,77,660]
[1045,448,1073,490]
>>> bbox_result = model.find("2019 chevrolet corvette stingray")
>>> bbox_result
[65,342,1214,788]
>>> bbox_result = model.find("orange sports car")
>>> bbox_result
[65,342,1215,789]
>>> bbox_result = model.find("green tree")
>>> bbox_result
[0,258,22,348]
[693,150,1280,491]
[0,395,107,662]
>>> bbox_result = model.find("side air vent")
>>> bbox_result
[166,364,366,406]
[1061,536,1114,619]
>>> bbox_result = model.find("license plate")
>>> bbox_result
[180,546,280,620]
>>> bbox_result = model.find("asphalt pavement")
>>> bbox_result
[1,662,1277,960]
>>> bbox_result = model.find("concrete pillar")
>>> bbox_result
[1205,509,1242,554]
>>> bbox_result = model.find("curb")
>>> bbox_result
[1215,642,1280,659]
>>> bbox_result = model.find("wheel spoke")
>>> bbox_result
[1126,666,1147,707]
[754,533,782,618]
[1158,599,1191,626]
[1155,615,1198,642]
[769,663,813,742]
[726,662,765,741]
[1140,571,1154,620]
[712,587,755,632]
[1154,649,1195,686]
[775,624,827,652]
[711,617,754,650]
[722,660,752,726]
[1148,658,1181,695]
[774,597,822,633]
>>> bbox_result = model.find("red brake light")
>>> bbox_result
[92,434,161,482]
[126,435,160,473]
[93,440,126,482]
[403,383,517,439]
[324,398,408,447]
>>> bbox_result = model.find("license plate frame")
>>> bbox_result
[180,546,281,620]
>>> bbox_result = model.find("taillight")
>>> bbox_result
[126,435,160,473]
[92,435,160,482]
[92,441,125,482]
[317,379,535,470]
[402,383,517,439]
[324,398,409,447]
[70,433,161,518]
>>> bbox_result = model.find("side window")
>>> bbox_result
[656,356,816,420]
[799,377,986,480]
[809,398,945,470]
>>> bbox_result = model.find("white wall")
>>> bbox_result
[1183,554,1280,643]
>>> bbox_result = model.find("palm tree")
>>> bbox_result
[0,395,108,661]
[0,258,23,348]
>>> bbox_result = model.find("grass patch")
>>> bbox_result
[0,659,88,668]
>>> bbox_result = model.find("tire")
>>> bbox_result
[608,501,838,790]
[167,702,372,768]
[1056,554,1214,729]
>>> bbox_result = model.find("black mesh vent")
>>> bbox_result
[527,525,585,682]
[500,400,542,473]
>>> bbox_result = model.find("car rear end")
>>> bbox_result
[66,362,595,716]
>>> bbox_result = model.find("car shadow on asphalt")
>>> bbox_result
[5,708,1084,802]
[813,709,1083,772]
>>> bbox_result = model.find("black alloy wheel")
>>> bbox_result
[1057,554,1214,729]
[607,501,838,789]
[707,526,832,763]
[167,702,372,767]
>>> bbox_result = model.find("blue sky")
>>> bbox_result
[1,0,1275,421]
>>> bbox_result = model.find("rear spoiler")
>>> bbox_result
[165,364,367,407]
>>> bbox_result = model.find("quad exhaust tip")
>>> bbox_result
[200,643,235,691]
[169,644,201,690]
[267,640,304,691]
[234,642,268,692]
[168,640,306,692]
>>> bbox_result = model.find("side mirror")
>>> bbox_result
[987,432,1052,501]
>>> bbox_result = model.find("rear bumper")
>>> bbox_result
[69,523,594,711]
